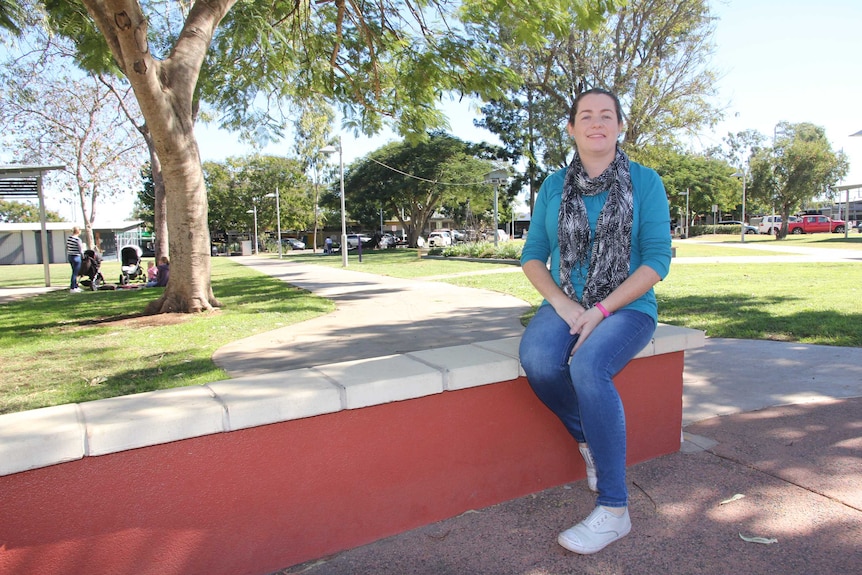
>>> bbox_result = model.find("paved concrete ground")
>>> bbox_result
[214,245,858,575]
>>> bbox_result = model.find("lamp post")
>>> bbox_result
[679,189,690,238]
[320,137,348,268]
[732,169,748,243]
[484,169,509,247]
[246,205,258,254]
[265,188,282,258]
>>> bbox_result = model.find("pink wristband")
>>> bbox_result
[594,302,612,318]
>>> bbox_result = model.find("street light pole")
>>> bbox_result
[678,189,689,238]
[732,170,748,243]
[266,189,282,258]
[493,183,499,246]
[321,137,348,268]
[246,205,258,254]
[484,168,509,247]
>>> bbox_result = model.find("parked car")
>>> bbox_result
[718,220,758,235]
[427,230,453,248]
[345,234,372,249]
[786,215,846,234]
[758,215,798,235]
[379,232,407,248]
[283,238,306,250]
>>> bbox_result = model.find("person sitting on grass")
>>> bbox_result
[145,256,169,287]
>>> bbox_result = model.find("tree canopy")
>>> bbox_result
[748,122,848,237]
[337,132,504,246]
[472,0,721,211]
[204,155,311,244]
[26,0,619,313]
[0,46,147,249]
[0,199,63,223]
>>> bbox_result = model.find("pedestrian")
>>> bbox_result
[66,226,84,293]
[518,88,672,554]
[324,236,333,255]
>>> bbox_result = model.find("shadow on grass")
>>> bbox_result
[658,293,862,346]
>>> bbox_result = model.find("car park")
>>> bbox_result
[718,220,757,234]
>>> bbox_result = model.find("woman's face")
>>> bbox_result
[567,93,623,159]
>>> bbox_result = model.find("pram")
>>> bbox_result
[119,245,144,285]
[78,249,105,291]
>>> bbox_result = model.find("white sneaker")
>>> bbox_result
[69,288,82,293]
[558,506,631,554]
[579,444,598,492]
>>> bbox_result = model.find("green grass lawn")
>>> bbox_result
[2,235,860,414]
[0,258,334,414]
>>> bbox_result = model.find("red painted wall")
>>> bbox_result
[0,353,682,575]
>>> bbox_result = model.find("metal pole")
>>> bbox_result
[685,188,690,239]
[253,205,258,254]
[339,136,348,268]
[493,184,499,247]
[275,186,282,259]
[37,174,51,286]
[741,174,747,243]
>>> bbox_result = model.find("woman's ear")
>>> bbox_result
[566,122,576,137]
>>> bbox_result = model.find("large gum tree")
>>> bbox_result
[40,0,615,313]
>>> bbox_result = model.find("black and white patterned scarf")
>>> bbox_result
[558,147,633,308]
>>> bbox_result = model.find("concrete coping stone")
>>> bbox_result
[0,326,704,477]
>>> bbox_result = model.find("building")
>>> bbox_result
[0,221,145,265]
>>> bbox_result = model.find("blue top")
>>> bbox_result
[520,161,672,322]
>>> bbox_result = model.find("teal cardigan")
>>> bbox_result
[520,161,672,323]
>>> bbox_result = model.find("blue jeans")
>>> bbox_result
[519,304,656,507]
[68,255,82,289]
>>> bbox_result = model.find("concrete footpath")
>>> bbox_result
[209,254,861,575]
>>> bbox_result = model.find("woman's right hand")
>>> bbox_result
[550,297,586,335]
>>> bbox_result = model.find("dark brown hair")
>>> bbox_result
[568,88,624,125]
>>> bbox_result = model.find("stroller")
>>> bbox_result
[119,245,144,285]
[78,249,105,291]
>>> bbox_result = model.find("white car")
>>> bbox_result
[345,234,372,249]
[758,215,798,235]
[427,231,452,247]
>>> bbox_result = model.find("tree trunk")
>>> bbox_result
[150,145,169,262]
[140,129,169,261]
[82,0,234,313]
[145,140,220,314]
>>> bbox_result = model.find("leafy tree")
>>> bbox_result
[0,199,63,223]
[132,162,155,232]
[37,0,615,314]
[0,0,28,35]
[633,145,737,229]
[293,97,335,253]
[0,53,147,250]
[338,133,500,246]
[204,155,311,244]
[471,0,721,213]
[748,122,848,238]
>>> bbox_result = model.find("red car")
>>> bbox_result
[786,215,846,234]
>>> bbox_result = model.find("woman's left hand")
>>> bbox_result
[570,307,605,354]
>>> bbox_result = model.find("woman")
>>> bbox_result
[66,226,84,293]
[518,88,672,554]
